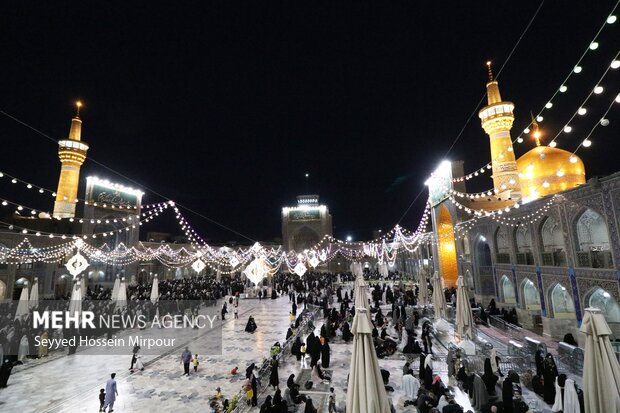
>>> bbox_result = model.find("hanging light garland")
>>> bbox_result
[449,7,619,183]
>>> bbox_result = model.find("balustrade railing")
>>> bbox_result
[488,315,524,341]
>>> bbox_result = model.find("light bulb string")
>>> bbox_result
[546,49,620,146]
[448,49,619,197]
[449,2,620,183]
[569,90,619,156]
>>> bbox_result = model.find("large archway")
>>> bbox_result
[437,204,458,288]
[292,226,321,252]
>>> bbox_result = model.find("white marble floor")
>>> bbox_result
[0,298,291,413]
[0,292,557,413]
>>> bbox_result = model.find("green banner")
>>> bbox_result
[289,209,320,221]
[89,184,139,208]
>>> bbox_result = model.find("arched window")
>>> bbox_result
[575,208,613,268]
[515,224,534,265]
[55,274,72,298]
[522,279,541,310]
[551,284,575,319]
[541,216,566,266]
[501,275,516,304]
[515,225,533,253]
[588,288,620,324]
[462,234,471,261]
[15,277,29,287]
[465,269,474,290]
[495,227,511,263]
[495,227,510,254]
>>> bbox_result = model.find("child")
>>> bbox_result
[231,366,238,375]
[234,305,239,319]
[192,354,199,372]
[300,343,307,367]
[99,388,105,412]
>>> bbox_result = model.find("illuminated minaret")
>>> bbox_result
[478,62,521,200]
[53,102,89,218]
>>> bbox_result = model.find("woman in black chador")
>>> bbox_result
[481,358,498,395]
[341,322,352,342]
[245,316,257,333]
[535,349,545,377]
[542,353,558,405]
[292,337,302,361]
[269,355,279,390]
[321,339,330,368]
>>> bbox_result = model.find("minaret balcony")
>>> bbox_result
[58,139,89,152]
[478,102,514,122]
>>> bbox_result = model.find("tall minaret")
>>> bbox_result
[478,62,521,200]
[53,102,89,218]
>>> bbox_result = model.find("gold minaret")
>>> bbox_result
[478,62,521,200]
[53,102,89,218]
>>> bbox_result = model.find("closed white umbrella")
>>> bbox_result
[115,277,127,312]
[432,271,446,319]
[346,308,391,413]
[14,284,29,320]
[455,275,475,340]
[354,275,372,324]
[150,275,159,304]
[352,262,363,277]
[68,278,82,318]
[111,274,120,301]
[29,277,39,309]
[354,275,367,308]
[580,307,620,413]
[419,268,429,306]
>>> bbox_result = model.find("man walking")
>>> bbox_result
[103,373,118,412]
[181,347,192,376]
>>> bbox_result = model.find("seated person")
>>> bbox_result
[416,390,437,413]
[304,397,318,413]
[287,374,299,390]
[312,365,330,383]
[245,316,257,333]
[289,385,307,404]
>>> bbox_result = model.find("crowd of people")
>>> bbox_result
[1,268,588,412]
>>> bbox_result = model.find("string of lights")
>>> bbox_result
[449,5,619,183]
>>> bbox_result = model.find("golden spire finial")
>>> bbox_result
[75,101,82,118]
[530,111,542,147]
[486,61,494,82]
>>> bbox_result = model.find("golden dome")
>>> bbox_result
[516,146,585,201]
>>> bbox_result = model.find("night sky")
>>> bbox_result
[1,1,619,243]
